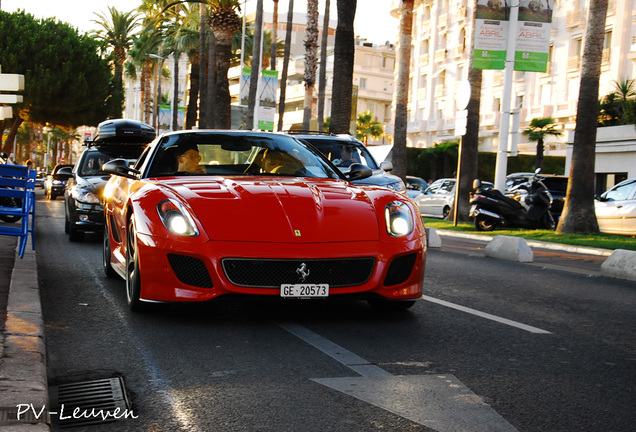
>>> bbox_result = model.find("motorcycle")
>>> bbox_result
[469,169,556,231]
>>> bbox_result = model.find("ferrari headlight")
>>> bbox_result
[157,199,199,237]
[385,201,413,237]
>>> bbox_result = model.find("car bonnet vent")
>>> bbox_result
[49,377,133,428]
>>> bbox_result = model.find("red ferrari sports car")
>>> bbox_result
[102,130,426,311]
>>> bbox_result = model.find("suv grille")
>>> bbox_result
[222,257,376,288]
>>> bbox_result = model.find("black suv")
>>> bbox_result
[64,119,155,241]
[506,172,569,221]
[288,132,406,194]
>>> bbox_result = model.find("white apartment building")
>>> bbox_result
[392,0,636,157]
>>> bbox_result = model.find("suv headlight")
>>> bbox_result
[74,188,100,204]
[386,179,407,194]
[157,199,199,237]
[385,201,413,237]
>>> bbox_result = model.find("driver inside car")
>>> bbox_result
[176,143,205,174]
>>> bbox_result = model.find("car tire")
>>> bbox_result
[126,215,147,312]
[68,220,83,242]
[442,206,451,220]
[474,215,496,231]
[367,299,416,311]
[103,224,116,278]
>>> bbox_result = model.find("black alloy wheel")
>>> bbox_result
[103,221,116,278]
[126,215,146,312]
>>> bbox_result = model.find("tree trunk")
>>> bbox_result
[1,116,24,156]
[247,0,264,130]
[454,66,482,222]
[302,0,319,130]
[206,31,217,129]
[186,54,200,130]
[329,0,357,134]
[392,0,414,180]
[214,38,233,129]
[535,138,544,170]
[317,0,330,132]
[172,52,180,131]
[198,4,208,129]
[277,0,294,131]
[556,0,608,234]
[270,0,279,71]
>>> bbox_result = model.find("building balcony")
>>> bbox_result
[566,9,585,27]
[434,49,447,63]
[434,84,444,98]
[407,121,423,133]
[567,56,580,71]
[419,54,429,65]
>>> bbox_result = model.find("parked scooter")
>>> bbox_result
[469,169,556,231]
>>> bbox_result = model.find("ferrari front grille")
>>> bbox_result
[384,253,417,287]
[221,257,376,288]
[167,254,213,288]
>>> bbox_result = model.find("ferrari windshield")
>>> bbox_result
[146,132,341,179]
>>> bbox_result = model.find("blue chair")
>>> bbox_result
[0,165,36,258]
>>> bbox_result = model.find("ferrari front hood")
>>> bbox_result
[161,177,381,243]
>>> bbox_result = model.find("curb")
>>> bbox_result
[435,229,614,257]
[0,246,50,431]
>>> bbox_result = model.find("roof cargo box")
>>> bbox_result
[94,119,156,144]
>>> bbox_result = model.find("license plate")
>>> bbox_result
[280,284,329,298]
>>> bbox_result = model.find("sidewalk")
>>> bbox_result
[0,236,49,431]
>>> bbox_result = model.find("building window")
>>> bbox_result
[360,78,367,89]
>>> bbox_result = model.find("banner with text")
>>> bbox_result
[473,0,553,72]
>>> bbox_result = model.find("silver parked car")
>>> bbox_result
[414,178,456,219]
[595,178,636,236]
[415,178,493,219]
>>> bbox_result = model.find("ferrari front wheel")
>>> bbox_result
[126,215,146,312]
[103,222,116,278]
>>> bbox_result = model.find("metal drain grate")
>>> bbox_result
[49,377,133,428]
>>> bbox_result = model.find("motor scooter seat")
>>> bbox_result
[487,189,524,209]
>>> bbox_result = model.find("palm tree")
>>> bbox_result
[557,0,609,235]
[198,3,208,128]
[270,0,279,71]
[356,111,383,144]
[329,0,357,134]
[316,0,331,132]
[522,117,562,171]
[208,0,242,129]
[302,0,319,130]
[392,0,414,180]
[92,7,141,118]
[277,0,294,131]
[246,0,264,130]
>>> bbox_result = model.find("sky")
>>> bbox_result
[1,0,399,46]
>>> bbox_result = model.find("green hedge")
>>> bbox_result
[406,147,565,182]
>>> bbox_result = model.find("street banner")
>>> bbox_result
[257,70,278,131]
[473,0,510,70]
[514,0,554,72]
[240,68,279,131]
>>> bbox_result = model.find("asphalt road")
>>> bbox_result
[35,194,636,432]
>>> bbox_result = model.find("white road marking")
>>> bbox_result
[421,295,552,334]
[279,322,519,432]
